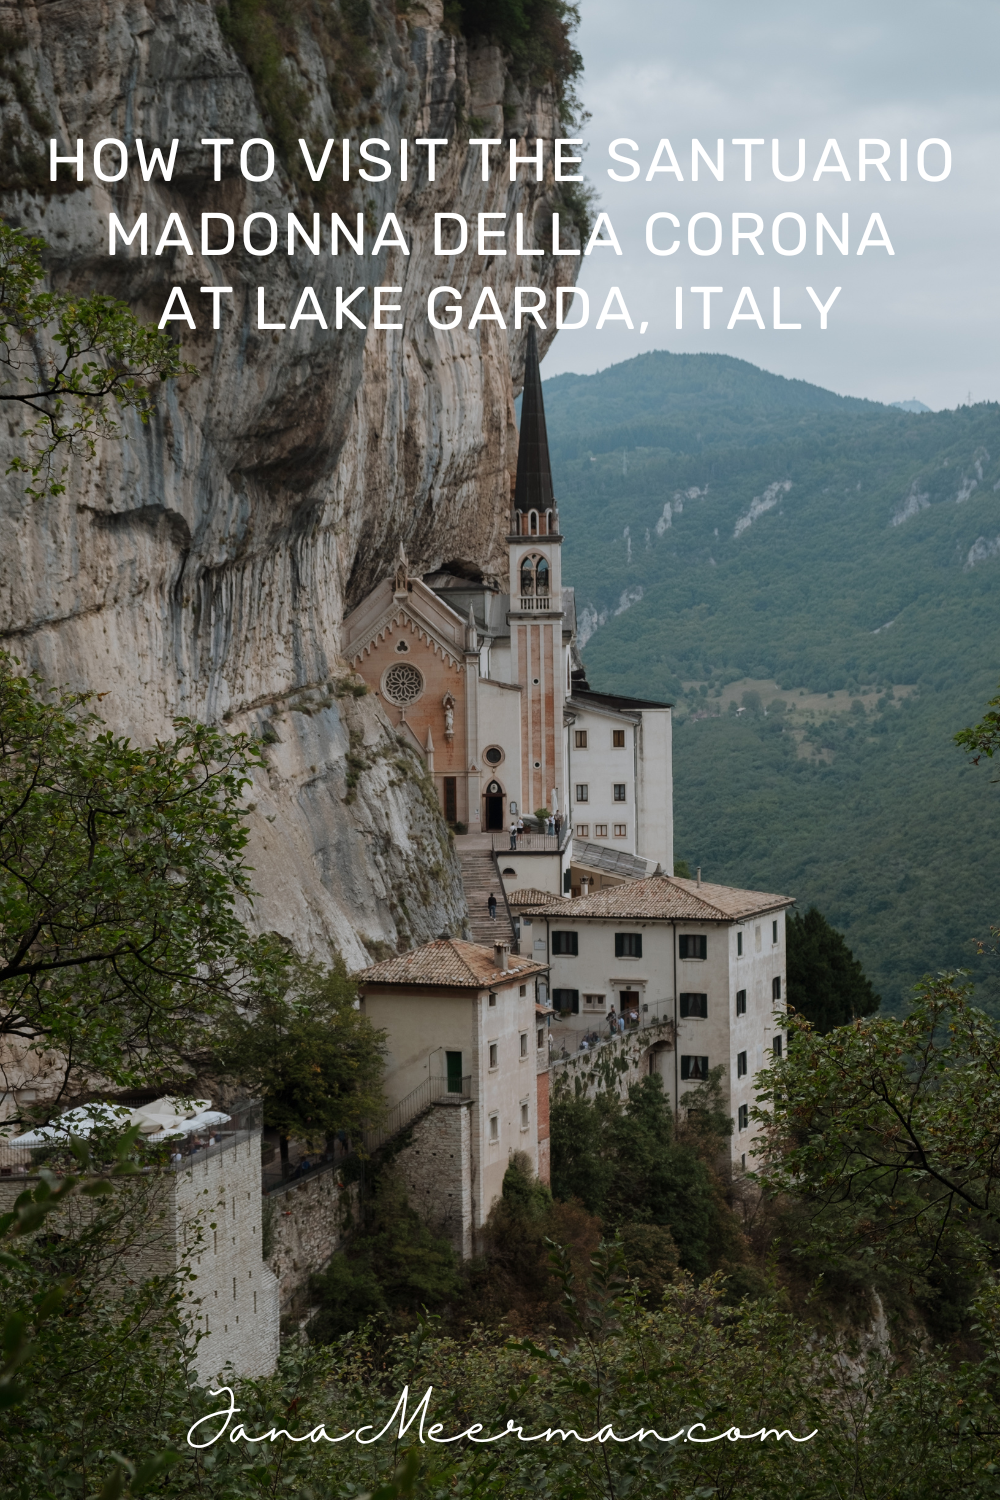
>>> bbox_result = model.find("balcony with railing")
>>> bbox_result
[492,831,563,852]
[0,1099,263,1183]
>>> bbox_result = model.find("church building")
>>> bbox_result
[343,327,675,880]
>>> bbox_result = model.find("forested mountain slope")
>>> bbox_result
[545,351,1000,1012]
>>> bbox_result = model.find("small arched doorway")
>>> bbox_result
[483,778,505,830]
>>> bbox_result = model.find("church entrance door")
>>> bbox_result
[485,794,504,830]
[619,991,640,1027]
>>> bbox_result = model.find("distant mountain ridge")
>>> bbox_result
[543,350,1000,1012]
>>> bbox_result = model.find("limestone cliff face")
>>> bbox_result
[0,0,577,965]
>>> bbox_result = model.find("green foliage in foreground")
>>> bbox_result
[551,1072,738,1278]
[218,955,388,1166]
[957,679,1000,766]
[755,977,1000,1336]
[307,1173,462,1342]
[543,349,1000,1012]
[786,905,881,1032]
[8,1180,1000,1500]
[13,975,1000,1496]
[0,652,283,1106]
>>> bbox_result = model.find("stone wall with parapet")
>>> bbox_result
[393,1098,474,1259]
[548,1021,675,1106]
[0,1128,280,1387]
[264,1166,359,1317]
[174,1128,279,1384]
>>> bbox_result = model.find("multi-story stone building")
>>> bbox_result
[356,938,549,1251]
[536,875,794,1168]
[1,1097,280,1383]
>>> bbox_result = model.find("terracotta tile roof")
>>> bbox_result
[357,938,548,989]
[506,888,563,908]
[535,874,793,923]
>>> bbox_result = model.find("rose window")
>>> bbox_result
[382,662,424,705]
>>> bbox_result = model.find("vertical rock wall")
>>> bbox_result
[0,0,579,961]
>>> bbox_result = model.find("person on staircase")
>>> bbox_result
[488,892,498,922]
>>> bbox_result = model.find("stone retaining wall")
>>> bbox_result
[265,1165,359,1316]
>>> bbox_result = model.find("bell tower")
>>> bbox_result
[508,324,566,824]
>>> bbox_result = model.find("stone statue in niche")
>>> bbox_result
[394,542,409,594]
[442,692,456,741]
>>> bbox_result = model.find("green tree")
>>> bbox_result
[307,1172,461,1341]
[0,653,281,1108]
[0,221,189,498]
[550,1074,731,1277]
[754,978,1000,1297]
[0,1132,187,1498]
[786,905,880,1032]
[219,956,387,1171]
[956,680,1000,767]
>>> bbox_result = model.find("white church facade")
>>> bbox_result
[343,325,675,887]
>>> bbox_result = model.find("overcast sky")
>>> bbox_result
[540,0,999,410]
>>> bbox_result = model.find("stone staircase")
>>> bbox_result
[456,844,516,946]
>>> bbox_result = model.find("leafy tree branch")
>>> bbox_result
[0,652,286,1110]
[0,221,190,499]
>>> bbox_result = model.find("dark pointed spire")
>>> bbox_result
[513,324,555,514]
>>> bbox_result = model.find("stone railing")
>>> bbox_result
[548,1010,675,1101]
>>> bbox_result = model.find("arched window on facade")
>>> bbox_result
[529,509,539,535]
[544,509,553,534]
[535,557,549,595]
[520,557,535,595]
